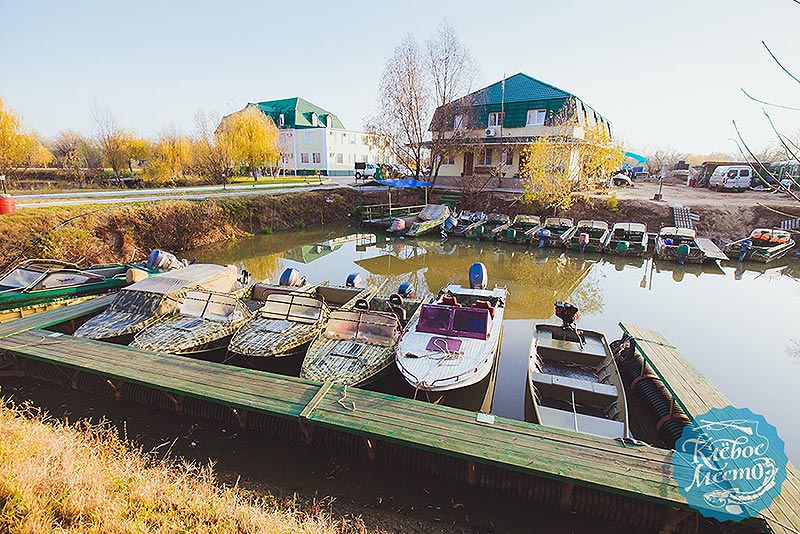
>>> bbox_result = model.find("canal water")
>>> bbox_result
[192,224,800,463]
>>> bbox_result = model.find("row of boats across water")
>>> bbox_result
[369,204,796,265]
[33,257,626,440]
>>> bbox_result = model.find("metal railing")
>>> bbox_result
[361,203,426,222]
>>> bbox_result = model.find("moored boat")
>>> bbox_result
[387,204,451,237]
[396,263,506,394]
[301,286,424,386]
[464,213,510,240]
[603,222,648,256]
[130,289,252,355]
[563,220,610,252]
[655,227,705,264]
[0,251,183,323]
[723,228,796,263]
[532,217,574,248]
[525,301,629,439]
[494,215,541,244]
[73,263,241,344]
[445,211,487,237]
[227,274,373,360]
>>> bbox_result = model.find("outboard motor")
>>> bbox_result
[469,262,488,290]
[398,282,414,298]
[346,273,364,288]
[537,228,551,249]
[444,215,458,231]
[279,267,306,287]
[239,269,251,286]
[147,250,183,271]
[390,218,406,233]
[555,301,579,329]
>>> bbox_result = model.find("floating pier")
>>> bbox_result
[0,301,797,533]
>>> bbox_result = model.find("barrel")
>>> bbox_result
[0,195,16,214]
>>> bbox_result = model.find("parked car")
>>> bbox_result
[354,162,377,180]
[604,172,633,187]
[708,165,752,191]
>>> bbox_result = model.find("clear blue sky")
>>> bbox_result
[2,0,799,154]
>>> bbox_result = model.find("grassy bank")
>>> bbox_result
[0,189,359,267]
[0,401,364,533]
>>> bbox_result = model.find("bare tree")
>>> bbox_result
[425,20,478,182]
[93,104,128,184]
[368,35,431,179]
[191,110,233,187]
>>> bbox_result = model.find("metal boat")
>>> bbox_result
[603,222,648,256]
[387,204,451,237]
[526,302,629,439]
[464,213,510,240]
[723,228,796,263]
[563,220,610,252]
[532,217,574,248]
[494,215,541,244]
[654,227,705,264]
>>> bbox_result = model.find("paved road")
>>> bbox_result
[13,179,354,209]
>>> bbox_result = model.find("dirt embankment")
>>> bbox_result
[0,189,359,268]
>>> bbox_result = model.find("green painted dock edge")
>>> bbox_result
[619,322,800,534]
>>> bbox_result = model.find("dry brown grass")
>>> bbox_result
[0,401,366,534]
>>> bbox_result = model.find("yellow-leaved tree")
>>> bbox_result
[0,97,52,183]
[217,106,280,177]
[145,131,192,184]
[520,105,624,214]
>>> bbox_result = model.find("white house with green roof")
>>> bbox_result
[429,73,612,180]
[246,97,393,176]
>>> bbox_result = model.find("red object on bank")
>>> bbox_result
[0,195,17,214]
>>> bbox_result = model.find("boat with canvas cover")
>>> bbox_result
[603,222,648,256]
[444,211,487,237]
[227,273,374,360]
[494,215,541,244]
[73,263,240,344]
[563,220,610,252]
[723,228,795,263]
[525,301,629,439]
[387,204,451,237]
[0,250,183,323]
[130,288,252,355]
[301,284,424,386]
[654,227,705,264]
[532,218,574,248]
[396,263,506,394]
[464,213,510,240]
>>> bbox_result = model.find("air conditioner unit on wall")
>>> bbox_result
[485,128,496,137]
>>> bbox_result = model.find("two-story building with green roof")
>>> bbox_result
[244,97,393,176]
[429,73,612,181]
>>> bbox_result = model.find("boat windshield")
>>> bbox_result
[260,293,324,324]
[324,310,398,346]
[31,271,104,291]
[108,290,163,316]
[417,304,490,340]
[0,267,44,289]
[180,290,242,323]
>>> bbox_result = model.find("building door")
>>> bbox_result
[464,151,474,176]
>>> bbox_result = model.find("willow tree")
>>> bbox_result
[520,110,624,213]
[0,98,51,183]
[218,105,280,176]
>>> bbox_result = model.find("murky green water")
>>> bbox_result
[193,224,800,463]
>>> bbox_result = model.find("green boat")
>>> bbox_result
[0,259,162,323]
[563,220,610,253]
[494,215,541,244]
[532,217,574,248]
[465,213,510,240]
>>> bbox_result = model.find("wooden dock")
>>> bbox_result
[620,323,800,534]
[695,237,729,261]
[0,301,796,532]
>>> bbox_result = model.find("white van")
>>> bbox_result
[708,165,752,191]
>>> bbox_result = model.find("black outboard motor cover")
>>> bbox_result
[279,267,306,287]
[346,273,364,288]
[469,262,488,290]
[555,301,579,328]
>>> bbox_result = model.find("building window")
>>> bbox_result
[300,153,310,164]
[312,153,321,164]
[480,148,492,166]
[279,113,285,127]
[348,154,354,164]
[361,154,368,162]
[304,131,313,144]
[454,115,465,129]
[526,109,546,126]
[311,112,319,127]
[336,153,343,164]
[488,112,504,128]
[501,148,513,165]
[443,153,455,165]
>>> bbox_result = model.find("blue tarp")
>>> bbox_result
[625,151,648,163]
[375,178,434,188]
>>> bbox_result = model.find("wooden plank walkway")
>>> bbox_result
[620,323,800,534]
[695,237,729,261]
[0,295,114,339]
